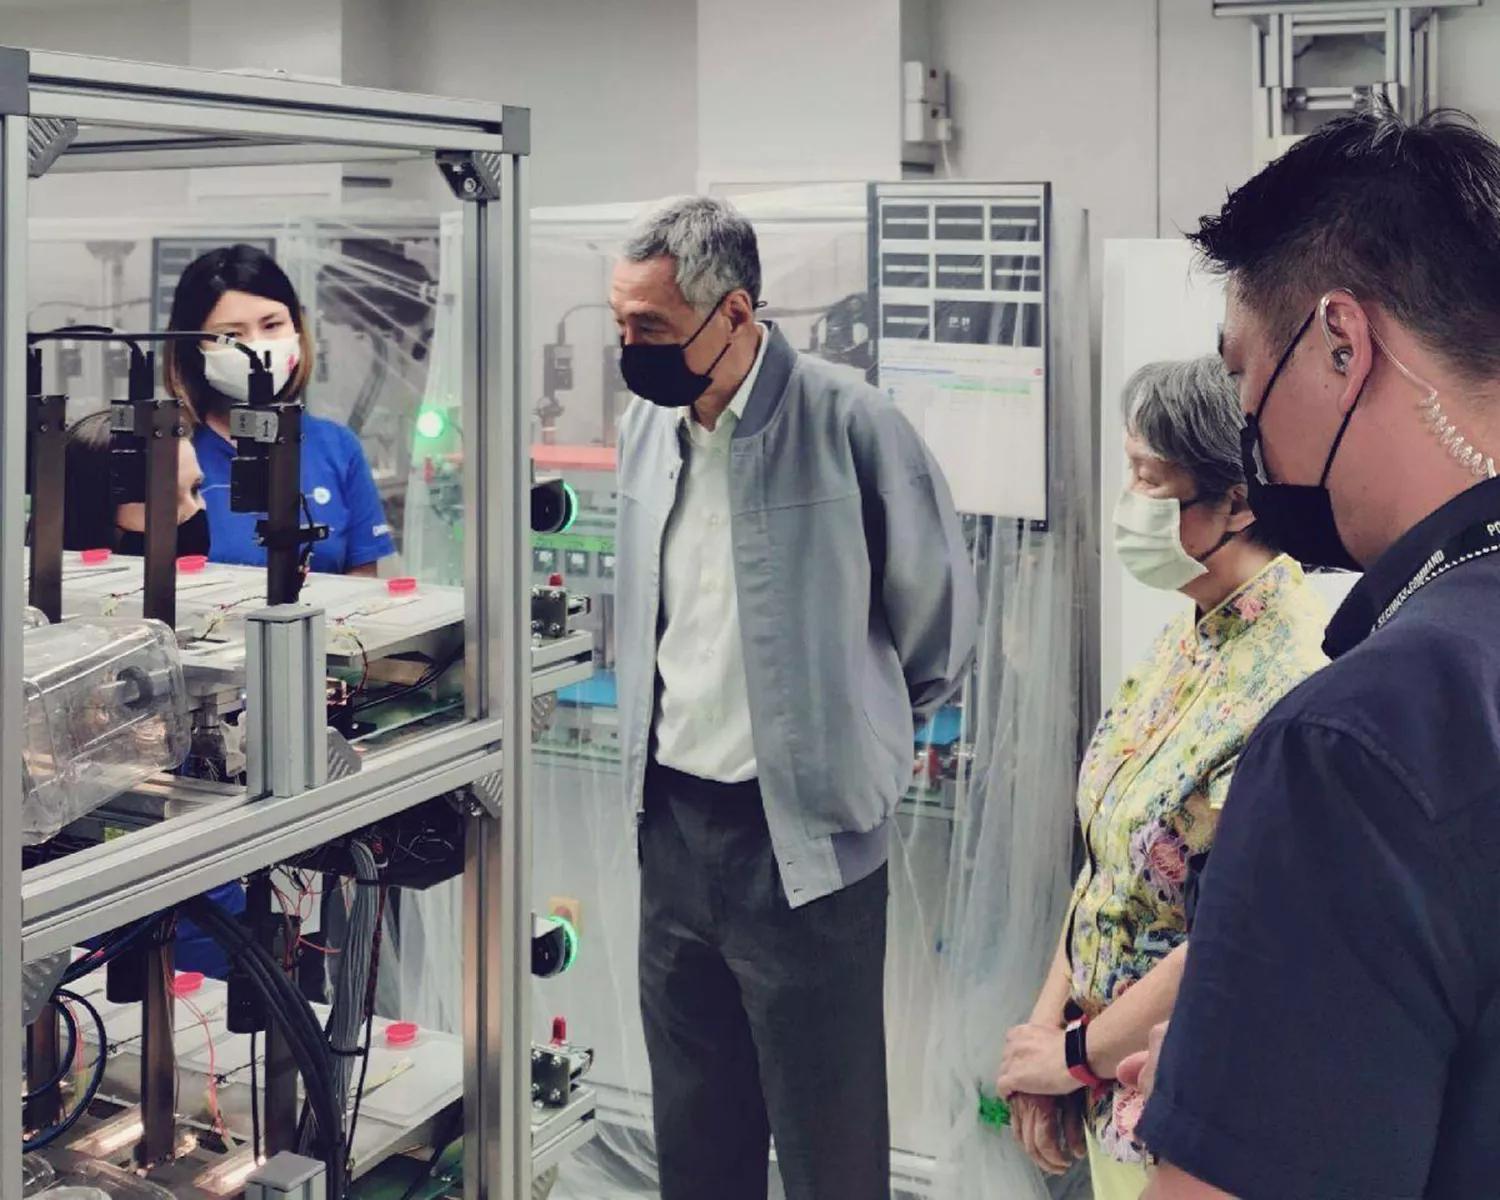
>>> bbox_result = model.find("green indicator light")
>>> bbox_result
[416,408,446,440]
[560,482,579,534]
[556,915,579,971]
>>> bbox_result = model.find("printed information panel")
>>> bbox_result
[870,182,1050,522]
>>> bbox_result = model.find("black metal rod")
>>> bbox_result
[266,404,304,606]
[247,875,301,1154]
[27,391,67,624]
[137,941,176,1167]
[24,1012,63,1129]
[135,342,188,628]
[28,327,263,361]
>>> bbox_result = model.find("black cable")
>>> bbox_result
[348,647,463,716]
[183,898,345,1199]
[341,1008,376,1170]
[62,918,153,985]
[22,997,80,1102]
[23,989,108,1152]
[250,1030,262,1164]
[215,920,341,1191]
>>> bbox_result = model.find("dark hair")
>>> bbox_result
[1190,106,1500,381]
[61,411,118,551]
[162,243,314,420]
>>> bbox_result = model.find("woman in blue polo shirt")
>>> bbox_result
[163,243,395,576]
[160,244,393,975]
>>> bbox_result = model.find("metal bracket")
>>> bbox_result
[437,150,504,201]
[230,404,281,443]
[326,728,361,782]
[469,770,503,818]
[27,117,76,179]
[0,46,27,117]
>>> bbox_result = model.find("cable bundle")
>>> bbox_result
[183,896,346,1200]
[301,841,380,1158]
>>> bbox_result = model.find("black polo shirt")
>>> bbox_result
[1137,477,1500,1200]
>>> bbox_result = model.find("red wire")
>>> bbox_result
[175,991,223,1137]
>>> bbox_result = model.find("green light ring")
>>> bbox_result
[560,482,579,534]
[554,914,579,971]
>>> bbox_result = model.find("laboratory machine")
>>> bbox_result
[3,47,595,1200]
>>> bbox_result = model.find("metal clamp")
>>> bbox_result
[230,405,281,443]
[437,150,505,201]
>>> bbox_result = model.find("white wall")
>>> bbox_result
[0,0,191,62]
[1439,2,1500,133]
[935,0,1158,241]
[188,0,342,77]
[696,0,902,189]
[384,0,699,208]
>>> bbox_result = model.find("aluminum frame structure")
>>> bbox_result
[1214,1,1478,164]
[1,48,537,1200]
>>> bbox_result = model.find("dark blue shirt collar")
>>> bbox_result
[1324,475,1500,659]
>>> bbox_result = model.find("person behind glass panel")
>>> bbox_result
[61,409,210,558]
[61,409,240,976]
[161,243,395,577]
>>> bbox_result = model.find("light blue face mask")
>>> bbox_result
[1113,488,1231,592]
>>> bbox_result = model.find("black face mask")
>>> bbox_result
[117,508,212,560]
[619,294,734,408]
[1240,305,1362,572]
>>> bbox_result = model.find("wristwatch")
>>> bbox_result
[1065,1016,1109,1094]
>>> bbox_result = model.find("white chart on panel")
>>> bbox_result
[871,182,1050,522]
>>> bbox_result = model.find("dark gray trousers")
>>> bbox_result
[639,762,891,1200]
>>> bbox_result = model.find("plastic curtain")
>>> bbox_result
[385,190,1098,1199]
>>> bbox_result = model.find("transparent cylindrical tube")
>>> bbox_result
[21,617,191,844]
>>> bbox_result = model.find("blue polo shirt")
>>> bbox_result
[1138,476,1500,1200]
[194,415,394,573]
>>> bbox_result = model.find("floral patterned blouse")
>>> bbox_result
[1068,556,1329,1161]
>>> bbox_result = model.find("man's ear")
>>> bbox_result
[724,288,757,333]
[1320,290,1374,417]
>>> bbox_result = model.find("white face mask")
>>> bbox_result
[201,337,300,403]
[1113,488,1211,592]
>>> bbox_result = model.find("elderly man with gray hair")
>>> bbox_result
[611,196,977,1200]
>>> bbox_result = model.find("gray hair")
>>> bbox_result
[621,196,762,315]
[1123,355,1245,500]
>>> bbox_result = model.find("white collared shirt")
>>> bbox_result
[653,326,770,782]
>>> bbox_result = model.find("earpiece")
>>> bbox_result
[1332,348,1352,374]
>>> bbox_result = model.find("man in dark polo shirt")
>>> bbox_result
[1131,109,1500,1199]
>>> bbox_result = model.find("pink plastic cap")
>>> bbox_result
[387,577,418,595]
[172,971,205,997]
[81,548,112,565]
[177,555,208,573]
[385,1021,419,1047]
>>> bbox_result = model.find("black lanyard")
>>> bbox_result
[1375,515,1500,631]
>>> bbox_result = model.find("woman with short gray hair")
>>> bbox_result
[994,356,1329,1199]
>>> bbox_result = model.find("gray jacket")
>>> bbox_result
[615,324,978,907]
